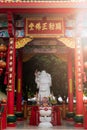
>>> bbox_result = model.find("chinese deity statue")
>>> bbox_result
[35,70,52,100]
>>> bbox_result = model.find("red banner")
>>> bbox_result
[25,17,64,38]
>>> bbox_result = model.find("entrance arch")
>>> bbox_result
[0,12,84,127]
[15,37,74,121]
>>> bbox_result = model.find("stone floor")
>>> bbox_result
[6,120,84,130]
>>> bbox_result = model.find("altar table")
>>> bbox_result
[29,106,61,126]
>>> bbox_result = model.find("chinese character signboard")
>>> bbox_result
[25,17,64,38]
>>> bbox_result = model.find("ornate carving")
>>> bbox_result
[16,38,33,49]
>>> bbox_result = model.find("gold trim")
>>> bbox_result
[25,34,64,38]
[16,38,33,49]
[76,123,83,124]
[18,79,20,93]
[58,38,75,48]
[26,17,64,21]
[7,114,15,116]
[7,122,16,124]
[26,17,42,21]
[75,114,83,117]
[70,79,72,94]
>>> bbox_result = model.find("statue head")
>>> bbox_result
[41,70,47,76]
[42,70,46,73]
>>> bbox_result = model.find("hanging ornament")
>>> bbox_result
[0,44,7,52]
[0,42,7,76]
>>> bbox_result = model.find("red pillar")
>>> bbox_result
[74,38,84,127]
[66,49,74,121]
[7,38,16,127]
[16,51,23,120]
[1,103,7,129]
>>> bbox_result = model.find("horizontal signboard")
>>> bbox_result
[25,17,64,38]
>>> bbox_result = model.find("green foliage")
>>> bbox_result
[23,54,68,99]
[49,97,57,105]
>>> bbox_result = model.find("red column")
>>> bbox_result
[7,38,16,127]
[74,38,84,127]
[16,51,23,120]
[66,49,74,121]
[1,103,7,129]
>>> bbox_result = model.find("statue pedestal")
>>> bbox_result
[38,107,53,128]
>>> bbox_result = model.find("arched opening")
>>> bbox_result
[22,54,68,102]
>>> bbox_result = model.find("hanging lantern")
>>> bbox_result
[1,98,7,103]
[0,43,7,76]
[84,61,87,69]
[0,44,7,52]
[0,60,6,68]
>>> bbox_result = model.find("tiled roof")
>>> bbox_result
[0,0,86,2]
[0,0,87,9]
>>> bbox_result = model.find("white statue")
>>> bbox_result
[35,70,53,128]
[35,70,52,100]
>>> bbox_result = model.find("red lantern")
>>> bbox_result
[0,44,7,52]
[0,60,6,68]
[0,44,7,76]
